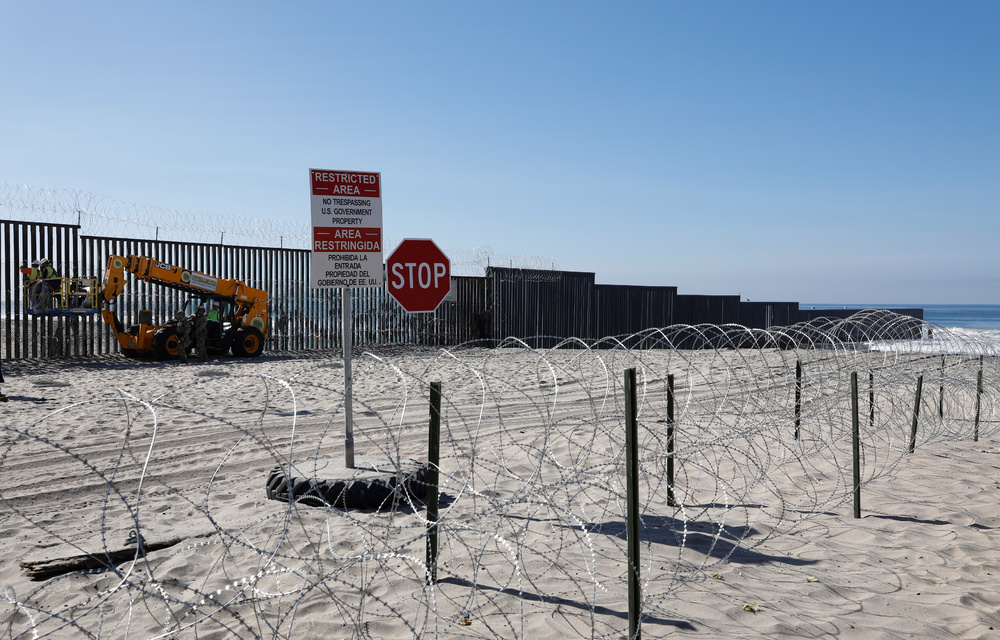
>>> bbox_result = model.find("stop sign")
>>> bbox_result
[386,239,451,312]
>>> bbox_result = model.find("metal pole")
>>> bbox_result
[975,356,983,442]
[794,360,802,440]
[343,286,354,468]
[667,373,675,508]
[851,371,861,519]
[426,381,441,584]
[909,375,923,454]
[869,371,875,427]
[624,368,641,640]
[939,355,945,419]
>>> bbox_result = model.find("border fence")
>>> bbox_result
[0,218,925,361]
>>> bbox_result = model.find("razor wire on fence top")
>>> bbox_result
[1,310,998,638]
[0,181,556,276]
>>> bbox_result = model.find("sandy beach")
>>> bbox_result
[0,341,998,639]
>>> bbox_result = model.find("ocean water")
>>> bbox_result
[805,303,1000,355]
[805,304,1000,331]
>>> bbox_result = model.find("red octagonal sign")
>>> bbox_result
[386,239,451,313]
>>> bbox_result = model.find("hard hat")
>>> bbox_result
[175,311,185,320]
[31,259,39,266]
[40,257,49,264]
[196,307,205,314]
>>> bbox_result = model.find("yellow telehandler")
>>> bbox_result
[99,255,268,359]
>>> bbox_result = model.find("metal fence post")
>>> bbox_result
[909,375,923,454]
[794,360,802,440]
[624,368,641,640]
[851,371,861,519]
[426,382,442,585]
[667,373,675,508]
[975,357,983,442]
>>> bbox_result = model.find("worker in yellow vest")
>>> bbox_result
[39,258,60,293]
[19,259,39,283]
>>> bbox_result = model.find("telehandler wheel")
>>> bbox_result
[152,326,181,360]
[233,327,265,357]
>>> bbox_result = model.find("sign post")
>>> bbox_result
[310,169,384,469]
[386,239,451,313]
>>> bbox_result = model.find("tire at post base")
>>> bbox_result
[265,459,428,509]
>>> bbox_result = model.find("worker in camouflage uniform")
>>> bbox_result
[174,311,192,364]
[194,307,208,362]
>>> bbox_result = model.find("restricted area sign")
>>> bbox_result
[310,168,383,288]
[386,239,451,313]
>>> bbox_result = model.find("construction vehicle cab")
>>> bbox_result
[173,295,263,357]
[100,254,268,359]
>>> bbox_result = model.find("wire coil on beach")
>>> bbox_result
[0,309,997,638]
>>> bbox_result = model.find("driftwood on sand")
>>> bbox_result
[19,532,217,581]
[20,538,185,581]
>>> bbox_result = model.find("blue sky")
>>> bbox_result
[2,1,997,304]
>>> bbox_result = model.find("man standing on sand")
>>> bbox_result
[175,311,191,364]
[194,307,208,362]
